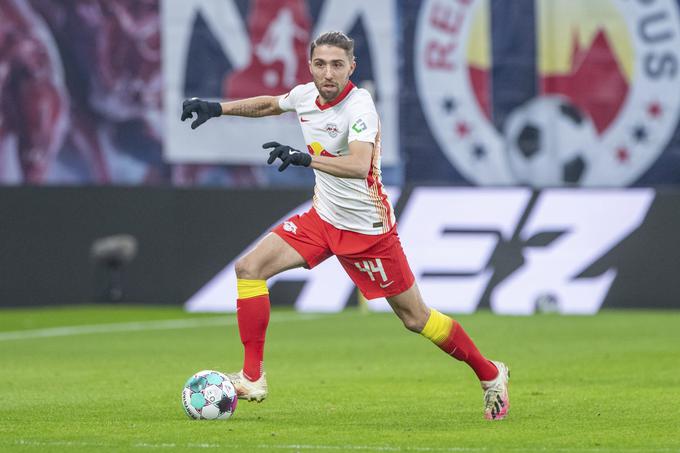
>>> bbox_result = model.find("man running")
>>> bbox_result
[181,31,510,421]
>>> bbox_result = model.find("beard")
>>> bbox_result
[316,80,342,103]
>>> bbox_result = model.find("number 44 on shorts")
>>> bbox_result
[354,259,389,284]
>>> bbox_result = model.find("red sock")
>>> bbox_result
[439,321,498,381]
[236,294,270,381]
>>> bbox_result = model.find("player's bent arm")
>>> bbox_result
[310,140,373,179]
[220,96,284,118]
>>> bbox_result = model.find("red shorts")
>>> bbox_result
[272,208,415,300]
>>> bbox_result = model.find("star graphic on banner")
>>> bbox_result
[648,102,663,119]
[456,121,471,138]
[472,145,486,160]
[616,147,630,163]
[633,126,648,143]
[442,98,457,114]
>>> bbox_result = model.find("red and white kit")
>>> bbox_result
[274,81,414,299]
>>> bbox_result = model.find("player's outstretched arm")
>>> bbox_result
[181,96,284,129]
[220,96,285,118]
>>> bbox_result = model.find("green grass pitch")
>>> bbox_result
[0,306,679,452]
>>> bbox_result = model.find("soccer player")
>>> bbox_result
[181,31,510,420]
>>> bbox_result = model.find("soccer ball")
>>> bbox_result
[504,96,597,187]
[181,370,238,420]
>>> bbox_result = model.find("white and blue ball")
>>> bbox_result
[182,370,238,420]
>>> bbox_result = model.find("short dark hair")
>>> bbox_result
[310,31,354,60]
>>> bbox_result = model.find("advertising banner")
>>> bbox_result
[1,186,677,311]
[162,0,399,165]
[185,187,672,315]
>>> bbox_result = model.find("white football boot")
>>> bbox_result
[225,370,268,402]
[481,361,510,420]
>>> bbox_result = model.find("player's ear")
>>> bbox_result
[349,58,357,76]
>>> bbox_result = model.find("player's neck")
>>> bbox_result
[317,95,334,106]
[317,90,342,105]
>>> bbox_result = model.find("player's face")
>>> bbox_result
[309,45,356,104]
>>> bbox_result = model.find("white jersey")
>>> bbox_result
[278,81,395,235]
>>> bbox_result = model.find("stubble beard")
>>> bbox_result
[316,80,342,104]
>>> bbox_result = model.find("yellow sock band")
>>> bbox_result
[420,309,453,345]
[237,279,269,299]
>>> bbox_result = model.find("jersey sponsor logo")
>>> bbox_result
[415,0,680,187]
[325,123,340,138]
[307,141,335,157]
[300,117,310,122]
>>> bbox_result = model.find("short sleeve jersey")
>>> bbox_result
[278,81,395,235]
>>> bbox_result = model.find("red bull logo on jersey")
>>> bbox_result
[307,141,335,157]
[415,0,680,187]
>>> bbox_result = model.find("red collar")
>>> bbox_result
[315,81,356,110]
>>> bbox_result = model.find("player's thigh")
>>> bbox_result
[337,229,415,300]
[235,232,307,280]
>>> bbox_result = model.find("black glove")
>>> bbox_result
[181,98,222,129]
[263,141,312,172]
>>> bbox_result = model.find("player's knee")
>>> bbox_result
[234,256,263,280]
[400,313,426,333]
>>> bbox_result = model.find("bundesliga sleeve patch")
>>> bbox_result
[352,119,367,133]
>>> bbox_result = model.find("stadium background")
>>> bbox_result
[2,0,680,313]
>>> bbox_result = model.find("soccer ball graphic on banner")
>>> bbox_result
[182,370,238,420]
[504,96,597,187]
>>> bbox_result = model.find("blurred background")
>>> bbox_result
[1,0,679,313]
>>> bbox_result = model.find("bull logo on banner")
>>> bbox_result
[225,0,312,98]
[415,0,680,187]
